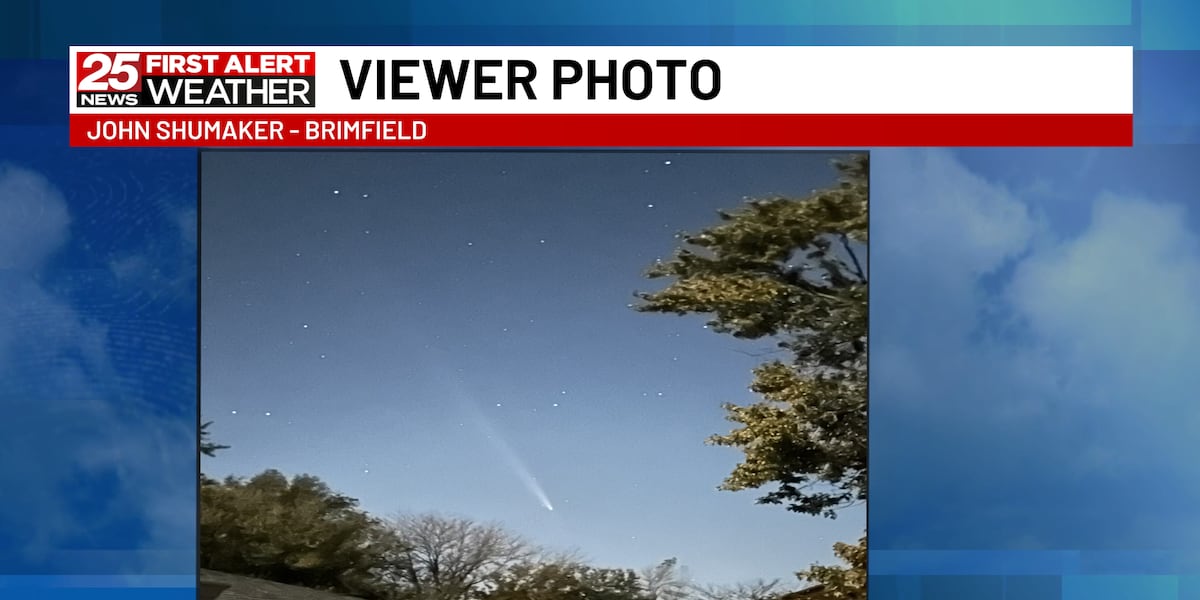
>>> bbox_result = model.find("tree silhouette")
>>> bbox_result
[200,420,230,457]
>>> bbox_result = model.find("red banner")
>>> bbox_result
[70,113,1133,147]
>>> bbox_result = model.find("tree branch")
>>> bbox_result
[838,233,866,284]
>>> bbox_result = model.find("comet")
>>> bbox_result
[431,362,556,513]
[465,402,556,513]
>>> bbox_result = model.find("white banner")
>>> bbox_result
[70,45,1133,116]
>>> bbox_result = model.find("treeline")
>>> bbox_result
[199,468,791,600]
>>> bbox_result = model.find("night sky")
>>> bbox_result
[199,151,864,585]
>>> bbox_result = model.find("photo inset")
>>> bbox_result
[199,151,867,600]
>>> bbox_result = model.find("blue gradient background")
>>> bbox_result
[0,1,1198,598]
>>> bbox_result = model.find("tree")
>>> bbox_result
[482,559,650,600]
[794,536,864,600]
[381,513,535,600]
[691,579,786,600]
[639,558,691,600]
[635,155,868,595]
[200,420,230,457]
[199,469,393,599]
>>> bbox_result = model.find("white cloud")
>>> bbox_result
[871,149,1038,405]
[0,165,195,573]
[1005,192,1200,461]
[873,149,1035,279]
[0,164,71,270]
[1008,193,1200,388]
[873,148,1200,550]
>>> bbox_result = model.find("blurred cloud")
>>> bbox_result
[871,148,1200,552]
[0,164,70,271]
[0,164,194,574]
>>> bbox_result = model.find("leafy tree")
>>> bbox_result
[200,420,230,457]
[794,536,864,600]
[382,513,535,600]
[199,469,393,598]
[481,560,650,600]
[635,155,868,596]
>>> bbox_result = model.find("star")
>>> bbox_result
[664,160,672,165]
[230,410,238,415]
[319,354,327,359]
[364,229,371,234]
[302,324,309,329]
[646,203,655,208]
[265,412,272,416]
[362,193,369,198]
[552,403,559,407]
[333,189,340,195]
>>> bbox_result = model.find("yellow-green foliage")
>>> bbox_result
[636,155,868,597]
[637,155,867,518]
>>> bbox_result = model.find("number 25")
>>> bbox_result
[79,53,139,91]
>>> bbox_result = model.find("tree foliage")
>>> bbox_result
[795,536,865,600]
[635,155,868,598]
[199,469,393,598]
[636,154,867,517]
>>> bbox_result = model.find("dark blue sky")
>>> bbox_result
[199,151,863,585]
[870,147,1200,565]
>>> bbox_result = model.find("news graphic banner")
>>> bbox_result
[69,46,1133,147]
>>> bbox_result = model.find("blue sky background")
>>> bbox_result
[199,151,864,586]
[871,147,1200,557]
[0,144,197,578]
[8,143,1197,590]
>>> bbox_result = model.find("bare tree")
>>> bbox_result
[639,558,691,600]
[690,579,785,600]
[381,513,534,600]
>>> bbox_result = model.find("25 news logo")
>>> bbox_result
[74,51,317,108]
